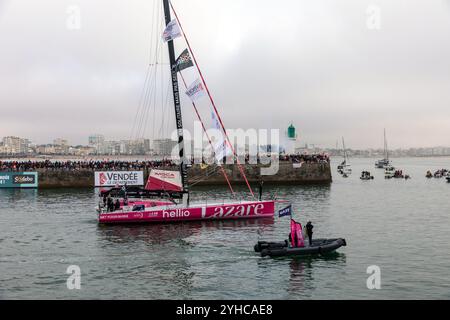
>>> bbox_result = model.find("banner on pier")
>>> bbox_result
[94,171,144,187]
[0,172,38,188]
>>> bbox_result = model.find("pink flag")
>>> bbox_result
[290,219,305,248]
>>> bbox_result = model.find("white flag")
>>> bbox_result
[185,79,206,102]
[211,111,231,163]
[162,19,181,42]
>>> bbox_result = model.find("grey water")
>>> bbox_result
[1,157,450,300]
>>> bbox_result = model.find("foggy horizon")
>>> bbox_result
[1,0,450,150]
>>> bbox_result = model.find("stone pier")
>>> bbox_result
[36,162,332,188]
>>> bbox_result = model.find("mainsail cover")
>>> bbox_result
[145,170,183,192]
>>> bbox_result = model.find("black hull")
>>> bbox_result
[254,238,346,257]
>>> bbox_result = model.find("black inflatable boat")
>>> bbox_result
[254,238,347,257]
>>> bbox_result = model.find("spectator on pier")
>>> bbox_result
[0,153,330,172]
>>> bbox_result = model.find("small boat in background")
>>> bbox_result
[393,170,405,179]
[360,171,374,180]
[375,159,390,169]
[385,166,396,179]
[338,137,352,177]
[434,169,448,178]
[375,129,391,169]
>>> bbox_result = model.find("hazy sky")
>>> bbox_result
[1,0,450,149]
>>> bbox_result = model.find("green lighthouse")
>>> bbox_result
[285,123,298,154]
[287,124,296,140]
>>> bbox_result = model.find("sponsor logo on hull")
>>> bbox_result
[99,201,275,224]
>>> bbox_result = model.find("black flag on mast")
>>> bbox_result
[174,49,194,72]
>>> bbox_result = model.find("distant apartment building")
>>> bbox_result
[88,134,106,154]
[87,134,151,155]
[0,136,30,155]
[69,146,95,156]
[53,138,69,154]
[53,138,68,146]
[153,139,177,157]
[127,139,151,155]
[36,145,56,155]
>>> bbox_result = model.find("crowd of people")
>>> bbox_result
[279,153,330,164]
[0,159,178,172]
[0,153,330,172]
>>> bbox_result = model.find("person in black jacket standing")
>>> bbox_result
[306,221,314,246]
[107,196,114,212]
[258,180,264,201]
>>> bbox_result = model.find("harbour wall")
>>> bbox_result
[36,162,332,188]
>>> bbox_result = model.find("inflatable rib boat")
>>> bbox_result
[254,238,347,257]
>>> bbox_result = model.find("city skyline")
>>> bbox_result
[3,131,450,151]
[2,134,450,158]
[1,0,450,149]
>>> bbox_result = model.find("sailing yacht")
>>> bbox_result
[99,0,277,224]
[338,137,352,177]
[375,129,391,168]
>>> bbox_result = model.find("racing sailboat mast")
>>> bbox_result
[342,137,347,164]
[162,0,188,196]
[384,128,389,162]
